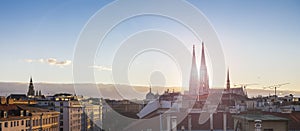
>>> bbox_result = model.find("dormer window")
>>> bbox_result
[20,110,24,117]
[3,111,7,118]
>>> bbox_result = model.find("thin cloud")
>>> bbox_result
[24,58,71,67]
[89,65,112,71]
[46,58,71,66]
[24,59,34,63]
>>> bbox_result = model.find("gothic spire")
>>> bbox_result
[226,68,230,90]
[27,76,35,96]
[199,42,209,95]
[189,45,198,95]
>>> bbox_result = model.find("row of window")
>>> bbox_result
[0,119,59,130]
[26,117,59,127]
[0,120,25,128]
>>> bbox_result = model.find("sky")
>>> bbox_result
[0,0,299,92]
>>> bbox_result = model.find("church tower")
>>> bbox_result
[189,45,199,95]
[27,77,35,96]
[199,42,209,95]
[226,69,231,90]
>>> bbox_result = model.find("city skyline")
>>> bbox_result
[0,0,299,91]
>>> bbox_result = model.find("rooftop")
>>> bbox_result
[233,114,289,121]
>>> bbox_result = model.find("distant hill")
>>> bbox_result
[0,82,299,99]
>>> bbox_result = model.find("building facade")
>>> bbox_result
[52,94,83,131]
[0,104,59,131]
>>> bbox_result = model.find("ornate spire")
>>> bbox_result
[189,45,198,95]
[226,68,230,90]
[199,42,209,95]
[27,76,35,96]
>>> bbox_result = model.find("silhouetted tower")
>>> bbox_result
[199,42,209,95]
[189,45,199,95]
[226,69,230,90]
[27,77,35,96]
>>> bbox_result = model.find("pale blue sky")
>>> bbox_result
[0,0,299,91]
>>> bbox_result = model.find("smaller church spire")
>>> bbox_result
[27,76,35,96]
[226,68,230,90]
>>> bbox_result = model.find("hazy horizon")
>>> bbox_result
[1,82,300,100]
[0,1,299,95]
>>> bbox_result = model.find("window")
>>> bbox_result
[4,122,8,128]
[35,119,38,126]
[21,120,24,125]
[26,120,30,127]
[33,120,35,127]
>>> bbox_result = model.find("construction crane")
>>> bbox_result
[263,83,290,97]
[234,83,259,89]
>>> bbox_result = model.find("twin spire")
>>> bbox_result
[189,45,199,95]
[189,43,231,96]
[189,42,209,95]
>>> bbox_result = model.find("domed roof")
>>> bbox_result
[146,87,155,100]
